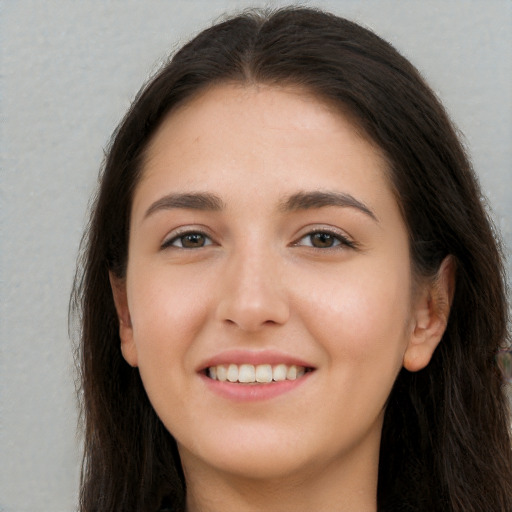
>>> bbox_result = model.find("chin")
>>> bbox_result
[206,451,310,481]
[177,425,320,481]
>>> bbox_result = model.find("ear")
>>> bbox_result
[403,255,456,372]
[109,272,138,367]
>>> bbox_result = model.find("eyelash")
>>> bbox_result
[161,228,356,251]
[293,229,357,250]
[161,229,214,249]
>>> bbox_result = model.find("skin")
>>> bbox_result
[111,83,453,512]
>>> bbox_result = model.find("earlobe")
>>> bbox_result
[403,255,456,372]
[109,272,138,367]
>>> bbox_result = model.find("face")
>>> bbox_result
[112,84,442,484]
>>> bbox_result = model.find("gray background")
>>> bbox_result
[1,1,511,511]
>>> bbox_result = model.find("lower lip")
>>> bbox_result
[199,372,313,402]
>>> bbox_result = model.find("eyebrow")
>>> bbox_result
[144,192,225,218]
[143,190,377,222]
[279,191,378,221]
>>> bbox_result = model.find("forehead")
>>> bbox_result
[133,83,394,217]
[146,83,376,150]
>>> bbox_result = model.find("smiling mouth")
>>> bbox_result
[206,363,314,384]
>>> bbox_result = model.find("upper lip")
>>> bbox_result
[197,349,315,372]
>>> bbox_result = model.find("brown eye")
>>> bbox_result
[295,230,355,250]
[164,232,212,249]
[181,233,207,248]
[309,233,337,248]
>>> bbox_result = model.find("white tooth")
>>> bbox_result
[287,365,298,380]
[273,364,287,381]
[255,364,273,383]
[238,364,256,383]
[296,366,305,378]
[208,366,217,380]
[227,364,239,382]
[216,365,228,382]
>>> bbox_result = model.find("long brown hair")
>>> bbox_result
[71,7,512,511]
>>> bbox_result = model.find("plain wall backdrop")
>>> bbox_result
[1,1,511,510]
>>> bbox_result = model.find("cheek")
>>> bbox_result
[281,258,413,441]
[126,269,215,418]
[127,268,212,367]
[300,260,412,367]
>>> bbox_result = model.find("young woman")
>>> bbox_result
[72,7,512,511]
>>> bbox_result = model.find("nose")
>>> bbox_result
[215,243,290,332]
